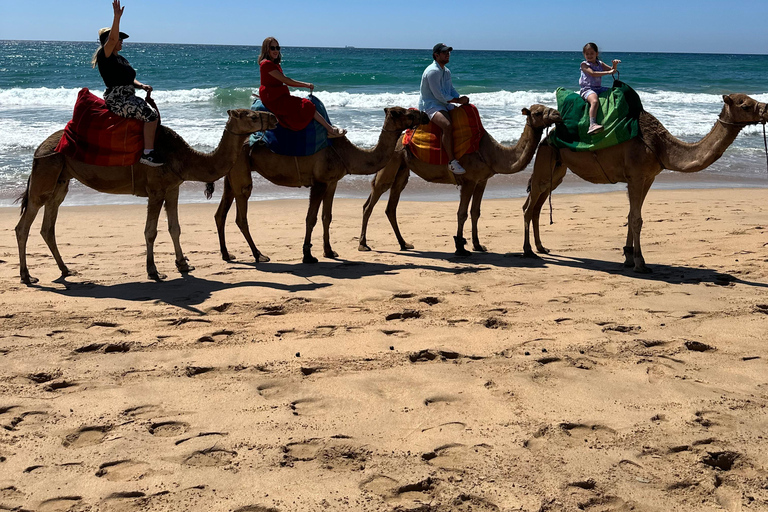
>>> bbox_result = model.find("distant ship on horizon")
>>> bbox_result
[345,45,355,49]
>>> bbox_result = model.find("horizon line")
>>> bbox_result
[1,39,767,57]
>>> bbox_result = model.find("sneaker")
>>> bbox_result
[448,159,466,175]
[140,150,164,167]
[587,123,604,135]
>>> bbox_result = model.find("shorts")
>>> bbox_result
[580,87,608,101]
[425,105,454,121]
[104,85,159,122]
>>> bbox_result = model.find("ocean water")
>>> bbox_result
[1,40,767,207]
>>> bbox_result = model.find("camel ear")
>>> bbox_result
[723,95,733,106]
[227,109,232,116]
[384,107,391,115]
[521,108,530,116]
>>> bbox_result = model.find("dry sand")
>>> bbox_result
[1,189,767,512]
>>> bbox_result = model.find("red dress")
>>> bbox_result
[259,60,316,131]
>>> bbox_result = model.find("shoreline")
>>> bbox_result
[1,189,767,511]
[2,176,768,209]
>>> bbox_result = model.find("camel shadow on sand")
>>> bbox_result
[373,248,768,288]
[31,258,475,313]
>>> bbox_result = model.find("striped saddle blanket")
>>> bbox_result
[403,104,484,165]
[55,88,144,166]
[249,95,332,157]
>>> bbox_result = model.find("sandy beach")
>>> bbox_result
[1,189,767,512]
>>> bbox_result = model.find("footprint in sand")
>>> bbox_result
[148,421,190,437]
[62,425,112,448]
[283,439,323,462]
[422,443,492,470]
[96,460,152,481]
[101,491,148,512]
[359,474,399,496]
[3,410,49,431]
[423,394,459,407]
[289,397,324,415]
[121,405,161,418]
[38,496,83,512]
[183,447,237,467]
[232,505,280,512]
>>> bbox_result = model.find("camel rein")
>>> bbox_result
[717,115,768,174]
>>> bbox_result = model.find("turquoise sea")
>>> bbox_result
[1,41,767,206]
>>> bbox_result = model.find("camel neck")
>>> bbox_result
[657,113,742,173]
[180,127,246,182]
[335,126,403,175]
[486,122,544,175]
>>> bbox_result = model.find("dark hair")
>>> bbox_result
[259,37,281,65]
[582,42,599,56]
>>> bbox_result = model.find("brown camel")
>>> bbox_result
[16,109,277,284]
[358,104,562,255]
[523,93,768,272]
[214,107,429,263]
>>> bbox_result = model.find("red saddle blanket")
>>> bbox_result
[402,104,485,165]
[55,88,144,166]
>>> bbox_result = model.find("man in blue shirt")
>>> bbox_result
[418,43,470,175]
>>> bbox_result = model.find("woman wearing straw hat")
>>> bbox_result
[91,0,163,166]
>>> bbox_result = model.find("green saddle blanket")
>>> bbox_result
[547,80,643,151]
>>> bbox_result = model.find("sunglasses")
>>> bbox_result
[269,45,280,51]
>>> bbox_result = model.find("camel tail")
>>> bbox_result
[204,182,215,200]
[16,176,31,217]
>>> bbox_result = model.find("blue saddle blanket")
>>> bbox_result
[249,95,332,157]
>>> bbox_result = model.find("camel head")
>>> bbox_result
[521,104,562,129]
[383,107,430,132]
[225,109,278,134]
[720,94,768,126]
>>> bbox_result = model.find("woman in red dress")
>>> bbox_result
[258,37,346,137]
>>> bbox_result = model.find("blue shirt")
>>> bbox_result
[418,61,459,112]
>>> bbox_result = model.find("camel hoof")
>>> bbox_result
[473,244,488,253]
[176,260,194,273]
[21,275,39,285]
[148,271,167,281]
[256,252,270,263]
[400,243,414,251]
[61,267,78,277]
[303,255,318,264]
[324,250,339,259]
[222,252,235,262]
[358,243,371,252]
[454,248,471,257]
[522,249,540,259]
[536,246,550,255]
[634,265,653,274]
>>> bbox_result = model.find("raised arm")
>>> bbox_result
[581,61,617,78]
[103,0,124,58]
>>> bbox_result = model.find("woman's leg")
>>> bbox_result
[313,111,344,135]
[143,118,158,150]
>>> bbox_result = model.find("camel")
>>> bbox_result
[358,104,562,255]
[15,108,277,284]
[214,107,429,263]
[523,93,768,273]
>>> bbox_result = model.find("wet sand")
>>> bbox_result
[1,189,767,511]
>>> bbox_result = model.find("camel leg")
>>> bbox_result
[163,187,194,274]
[384,167,413,251]
[454,182,475,257]
[359,173,393,251]
[145,192,166,281]
[16,154,66,284]
[524,146,566,256]
[214,175,236,261]
[626,178,654,273]
[303,182,328,264]
[470,180,488,252]
[40,177,74,278]
[321,181,339,258]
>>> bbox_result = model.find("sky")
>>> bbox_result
[1,0,767,54]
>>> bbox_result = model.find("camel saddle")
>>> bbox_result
[403,104,485,166]
[55,88,144,166]
[249,95,332,157]
[547,80,643,151]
